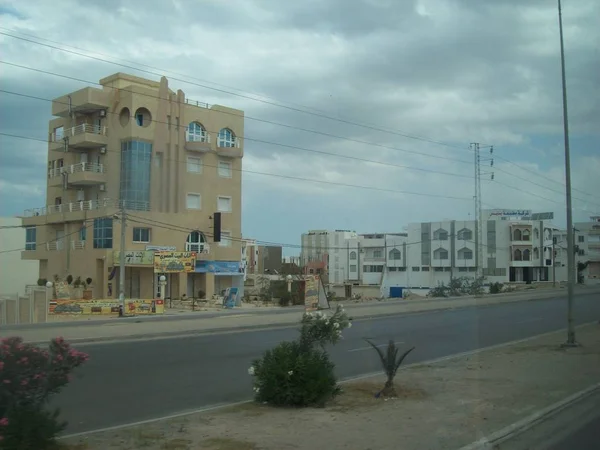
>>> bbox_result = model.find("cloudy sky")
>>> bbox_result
[0,0,598,253]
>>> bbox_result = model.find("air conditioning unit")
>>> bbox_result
[100,147,107,154]
[99,184,106,192]
[99,110,106,117]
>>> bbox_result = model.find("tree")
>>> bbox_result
[364,339,415,398]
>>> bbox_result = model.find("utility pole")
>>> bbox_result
[552,232,556,287]
[558,0,577,346]
[118,204,127,317]
[472,143,483,279]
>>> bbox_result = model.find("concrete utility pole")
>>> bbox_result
[558,0,577,346]
[472,143,483,278]
[118,204,127,317]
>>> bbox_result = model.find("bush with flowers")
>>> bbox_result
[249,305,351,407]
[0,336,89,449]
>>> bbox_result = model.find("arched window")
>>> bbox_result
[186,231,207,252]
[523,249,531,261]
[514,249,522,261]
[513,229,522,241]
[533,248,539,260]
[187,122,207,142]
[457,228,473,241]
[522,229,531,241]
[218,128,236,147]
[433,247,449,260]
[349,251,357,260]
[389,248,401,260]
[457,247,473,260]
[433,228,448,240]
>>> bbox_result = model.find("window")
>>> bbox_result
[186,193,201,210]
[523,249,531,261]
[120,140,152,211]
[25,226,36,250]
[457,247,473,260]
[522,229,531,241]
[412,267,420,271]
[186,231,207,252]
[513,229,522,241]
[373,249,383,258]
[350,265,357,272]
[459,267,468,272]
[553,237,557,244]
[53,126,64,141]
[217,196,232,212]
[218,160,232,178]
[422,267,430,271]
[218,128,236,147]
[219,230,232,247]
[136,113,144,126]
[514,248,522,261]
[457,228,473,241]
[433,248,449,260]
[433,228,448,240]
[350,251,357,260]
[93,218,113,249]
[187,155,202,173]
[578,236,584,243]
[79,226,87,241]
[389,248,401,260]
[187,122,207,142]
[133,227,151,243]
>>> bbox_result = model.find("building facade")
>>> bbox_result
[21,73,244,300]
[0,218,39,295]
[554,216,600,283]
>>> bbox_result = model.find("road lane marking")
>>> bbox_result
[58,321,597,440]
[348,341,405,352]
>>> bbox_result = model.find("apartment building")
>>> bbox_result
[304,209,557,296]
[300,230,359,283]
[554,216,600,283]
[20,73,244,300]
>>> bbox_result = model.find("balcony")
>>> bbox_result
[52,87,109,117]
[22,198,117,226]
[49,124,108,151]
[48,162,106,187]
[216,137,243,158]
[185,131,211,153]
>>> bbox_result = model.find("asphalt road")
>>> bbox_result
[549,410,600,450]
[55,292,600,435]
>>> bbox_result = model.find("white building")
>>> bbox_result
[554,216,600,283]
[302,209,560,296]
[0,217,39,295]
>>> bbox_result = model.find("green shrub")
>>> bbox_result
[36,278,47,287]
[249,341,339,407]
[0,405,66,450]
[65,275,73,285]
[489,282,503,294]
[364,339,415,398]
[427,284,449,298]
[278,293,292,307]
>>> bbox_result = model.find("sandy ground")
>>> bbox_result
[62,323,600,450]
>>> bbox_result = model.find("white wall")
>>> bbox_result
[1,217,39,295]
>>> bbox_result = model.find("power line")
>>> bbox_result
[0,29,468,152]
[0,60,474,165]
[0,132,475,202]
[0,89,476,181]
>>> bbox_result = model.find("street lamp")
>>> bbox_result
[45,281,53,323]
[286,274,293,293]
[159,275,167,301]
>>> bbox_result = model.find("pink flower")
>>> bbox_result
[21,379,28,386]
[2,380,10,384]
[0,418,8,426]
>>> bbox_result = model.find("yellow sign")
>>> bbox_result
[153,251,197,273]
[304,275,319,311]
[49,299,164,315]
[113,251,154,265]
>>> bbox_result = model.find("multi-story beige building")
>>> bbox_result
[20,72,244,300]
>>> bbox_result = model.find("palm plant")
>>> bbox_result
[364,339,415,398]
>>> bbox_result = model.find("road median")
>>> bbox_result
[62,322,600,449]
[5,286,599,345]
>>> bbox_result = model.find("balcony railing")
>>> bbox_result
[71,240,86,250]
[47,241,64,251]
[217,137,241,148]
[49,162,105,178]
[185,98,210,109]
[50,124,108,142]
[185,131,211,143]
[23,198,153,217]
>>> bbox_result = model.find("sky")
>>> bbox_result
[0,0,599,255]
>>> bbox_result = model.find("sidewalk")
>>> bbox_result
[4,286,599,344]
[62,323,600,449]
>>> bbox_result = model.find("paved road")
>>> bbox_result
[55,292,600,435]
[549,410,600,450]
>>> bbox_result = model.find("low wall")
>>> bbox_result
[49,298,165,316]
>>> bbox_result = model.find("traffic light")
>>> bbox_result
[213,212,221,242]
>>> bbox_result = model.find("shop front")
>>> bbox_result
[190,260,244,302]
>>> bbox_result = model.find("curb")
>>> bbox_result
[457,383,600,450]
[22,291,599,345]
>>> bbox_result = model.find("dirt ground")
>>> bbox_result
[63,324,600,450]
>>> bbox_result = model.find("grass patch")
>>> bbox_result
[200,437,259,450]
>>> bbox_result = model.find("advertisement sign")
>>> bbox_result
[304,275,330,312]
[49,299,164,315]
[113,251,154,265]
[146,245,176,251]
[224,287,238,309]
[154,251,197,273]
[487,209,532,219]
[54,281,70,299]
[195,260,242,275]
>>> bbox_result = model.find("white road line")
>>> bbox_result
[515,317,543,324]
[348,341,405,352]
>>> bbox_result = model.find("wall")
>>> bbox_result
[0,217,38,295]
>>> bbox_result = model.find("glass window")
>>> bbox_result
[120,140,152,211]
[457,247,473,260]
[187,155,202,173]
[219,230,232,247]
[350,264,357,272]
[218,160,232,178]
[186,193,201,210]
[79,226,87,241]
[434,248,449,260]
[217,196,232,212]
[218,128,236,147]
[25,226,36,250]
[136,114,144,126]
[349,251,357,260]
[389,248,401,260]
[133,227,151,243]
[433,229,449,240]
[373,249,383,258]
[187,122,207,142]
[457,229,473,240]
[93,218,113,249]
[578,235,584,243]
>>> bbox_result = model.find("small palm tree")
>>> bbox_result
[364,339,415,398]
